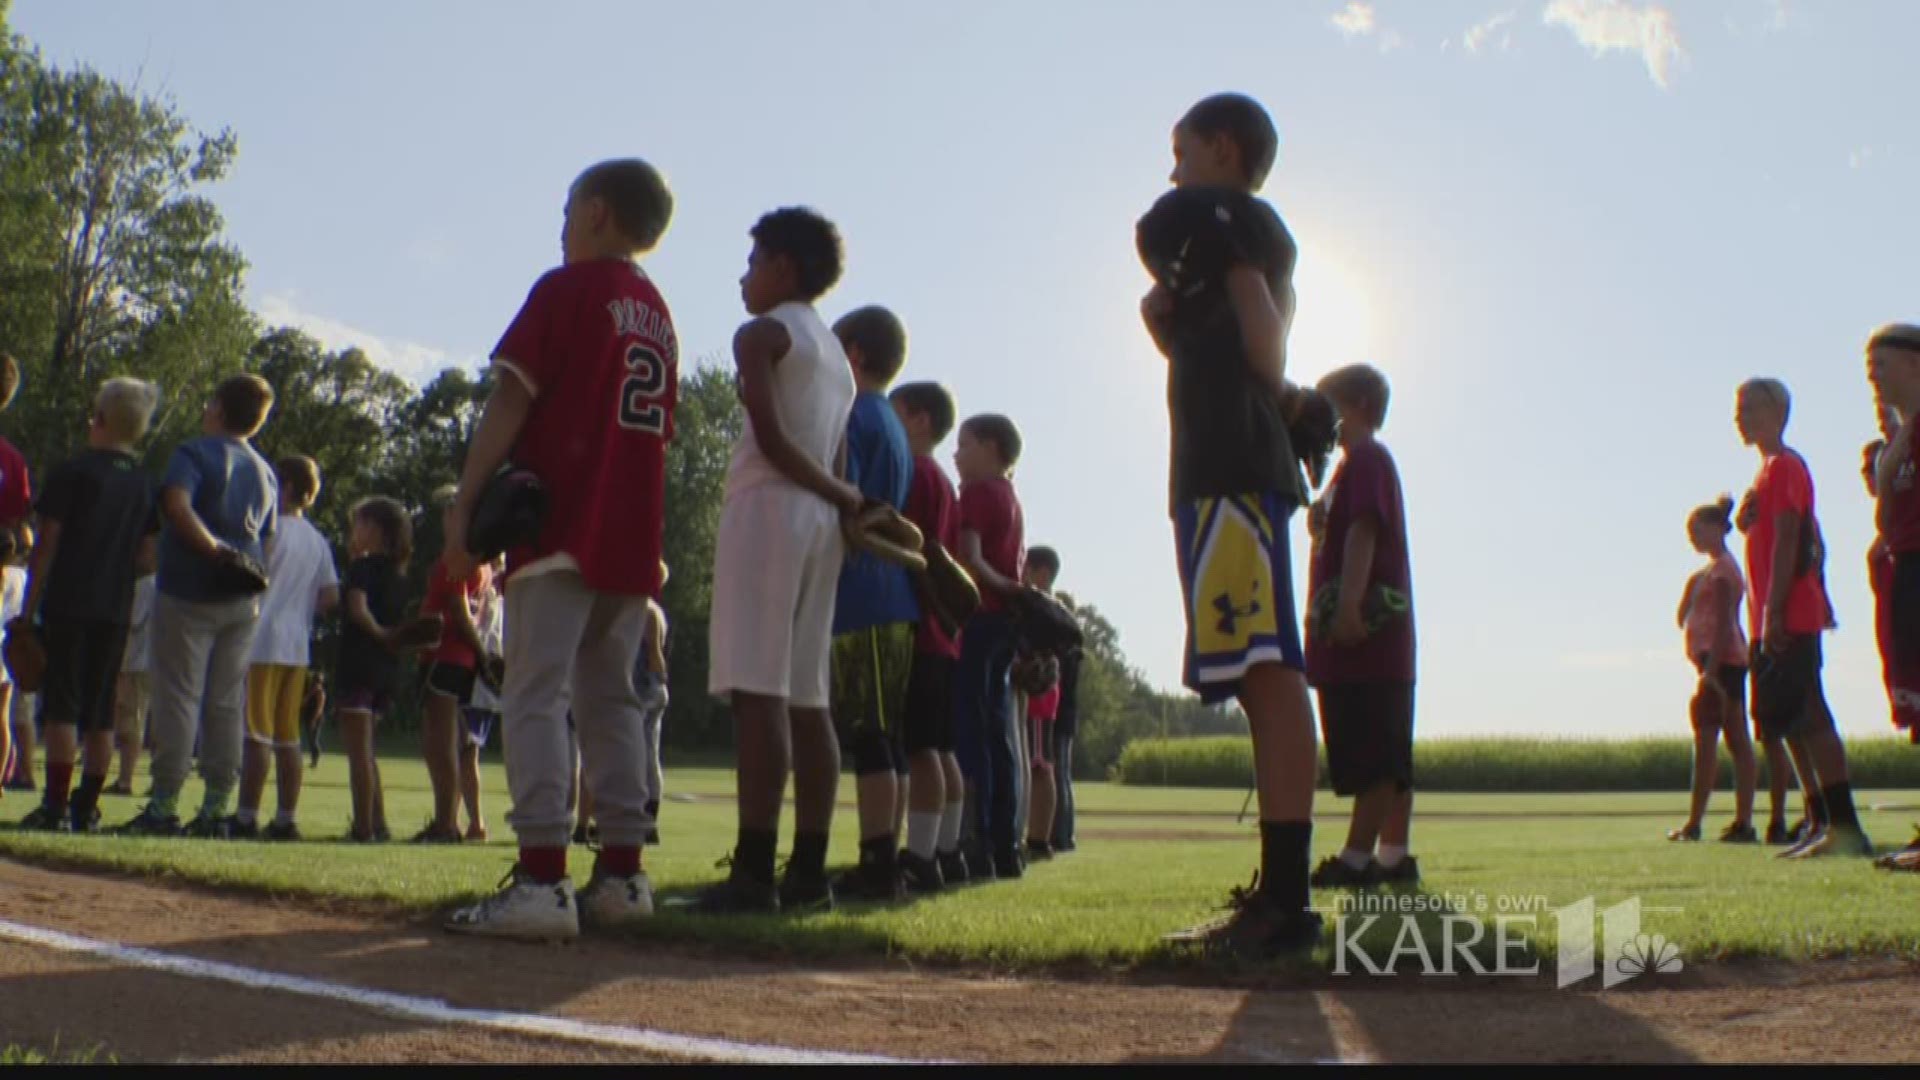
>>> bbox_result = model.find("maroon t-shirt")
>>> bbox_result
[1305,438,1415,686]
[959,476,1025,615]
[905,455,962,658]
[1882,433,1920,555]
[0,436,32,526]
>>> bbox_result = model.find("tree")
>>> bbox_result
[658,358,744,749]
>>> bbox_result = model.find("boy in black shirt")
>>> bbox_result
[1138,93,1322,958]
[17,379,161,832]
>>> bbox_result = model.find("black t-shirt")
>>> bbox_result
[35,449,158,624]
[1137,186,1306,511]
[1054,650,1082,738]
[338,554,406,691]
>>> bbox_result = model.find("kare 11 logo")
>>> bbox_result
[1326,892,1684,988]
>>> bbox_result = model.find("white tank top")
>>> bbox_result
[725,301,857,499]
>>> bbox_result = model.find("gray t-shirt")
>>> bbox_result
[157,436,279,603]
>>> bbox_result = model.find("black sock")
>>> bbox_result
[1821,783,1860,830]
[859,834,897,871]
[790,831,829,879]
[70,773,106,821]
[1807,788,1831,829]
[1259,820,1312,915]
[736,827,778,886]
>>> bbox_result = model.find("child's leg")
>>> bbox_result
[1722,681,1757,828]
[789,704,841,876]
[143,597,215,815]
[1051,729,1076,850]
[459,736,485,839]
[238,666,276,820]
[193,601,259,820]
[1684,726,1718,831]
[340,708,376,837]
[422,675,462,833]
[1378,788,1414,852]
[1027,716,1056,846]
[1785,735,1824,829]
[41,722,79,811]
[110,674,139,790]
[980,620,1022,860]
[498,572,597,884]
[572,592,655,880]
[1760,734,1792,825]
[267,665,307,823]
[0,683,13,790]
[951,626,994,853]
[939,750,966,854]
[1011,689,1031,845]
[273,743,304,821]
[1240,661,1317,901]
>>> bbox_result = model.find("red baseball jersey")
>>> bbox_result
[492,259,677,597]
[904,454,961,658]
[0,436,32,526]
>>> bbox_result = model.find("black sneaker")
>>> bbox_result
[115,805,183,837]
[1718,822,1759,844]
[228,818,261,841]
[1374,855,1421,886]
[645,827,661,847]
[1310,855,1377,890]
[900,851,945,894]
[373,822,392,843]
[1165,875,1324,961]
[412,824,463,845]
[185,813,235,840]
[1053,840,1077,854]
[833,861,905,904]
[992,846,1025,880]
[1764,819,1792,846]
[20,803,71,833]
[263,820,302,842]
[1025,839,1055,862]
[778,868,835,913]
[69,803,102,835]
[937,849,971,886]
[1667,824,1702,842]
[1786,818,1813,844]
[687,871,780,916]
[2,776,35,793]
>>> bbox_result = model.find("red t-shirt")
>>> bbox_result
[1745,450,1828,638]
[1304,439,1416,687]
[422,560,491,669]
[959,476,1025,615]
[493,259,677,597]
[904,455,961,658]
[1881,434,1920,555]
[0,436,32,526]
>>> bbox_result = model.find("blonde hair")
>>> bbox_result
[1316,364,1392,430]
[94,378,159,444]
[1738,378,1792,424]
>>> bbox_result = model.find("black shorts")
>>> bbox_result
[1750,636,1836,742]
[40,618,130,736]
[1316,681,1415,798]
[1892,554,1920,665]
[1690,657,1748,709]
[426,662,476,706]
[903,650,956,754]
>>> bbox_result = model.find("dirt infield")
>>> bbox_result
[1,858,1915,1063]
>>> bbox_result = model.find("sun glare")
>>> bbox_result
[1287,253,1373,383]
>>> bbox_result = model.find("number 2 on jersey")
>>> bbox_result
[620,342,669,433]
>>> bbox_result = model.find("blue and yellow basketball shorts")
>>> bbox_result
[1176,492,1305,704]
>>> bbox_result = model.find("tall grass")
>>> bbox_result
[1114,735,1920,791]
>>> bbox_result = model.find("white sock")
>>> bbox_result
[234,808,258,828]
[938,800,965,854]
[1376,844,1408,869]
[274,810,296,827]
[907,811,942,859]
[1340,847,1372,871]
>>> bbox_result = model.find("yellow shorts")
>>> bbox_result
[114,671,150,742]
[247,664,308,748]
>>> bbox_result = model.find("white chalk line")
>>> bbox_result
[0,917,918,1064]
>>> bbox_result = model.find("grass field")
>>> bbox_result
[2,752,1918,973]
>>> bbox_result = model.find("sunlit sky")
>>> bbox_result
[17,1,1918,737]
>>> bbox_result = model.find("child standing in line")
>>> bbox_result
[1668,496,1758,844]
[460,555,506,842]
[107,570,156,797]
[336,497,412,843]
[0,527,25,795]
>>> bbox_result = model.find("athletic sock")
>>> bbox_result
[198,784,233,820]
[69,773,105,821]
[45,762,74,813]
[147,790,179,819]
[1259,820,1313,916]
[790,831,829,879]
[859,834,898,873]
[1339,846,1372,871]
[519,846,568,884]
[1376,844,1408,869]
[1808,788,1831,830]
[736,827,778,886]
[937,799,965,854]
[234,808,258,828]
[1821,783,1861,830]
[907,811,942,859]
[597,845,641,878]
[274,810,296,827]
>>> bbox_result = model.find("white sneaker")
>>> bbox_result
[445,865,579,941]
[578,870,655,930]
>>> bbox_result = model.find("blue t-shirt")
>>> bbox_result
[834,392,920,634]
[157,436,279,603]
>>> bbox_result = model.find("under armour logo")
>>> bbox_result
[1213,586,1263,636]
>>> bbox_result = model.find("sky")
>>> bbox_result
[13,0,1918,738]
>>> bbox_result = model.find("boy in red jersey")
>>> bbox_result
[1865,324,1920,866]
[442,159,678,940]
[1734,378,1870,859]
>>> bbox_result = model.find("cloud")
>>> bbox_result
[1849,146,1875,171]
[1543,0,1686,89]
[254,292,463,385]
[1464,10,1519,53]
[1330,1,1376,37]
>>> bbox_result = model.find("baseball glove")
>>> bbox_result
[478,653,506,696]
[1285,387,1339,490]
[210,547,271,597]
[1008,587,1083,658]
[1305,582,1412,642]
[4,618,45,694]
[468,464,548,562]
[842,503,927,573]
[919,539,980,630]
[388,613,446,654]
[1010,654,1061,695]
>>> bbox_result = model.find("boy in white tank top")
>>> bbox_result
[698,208,861,915]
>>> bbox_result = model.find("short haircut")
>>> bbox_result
[215,374,275,437]
[1869,323,1920,355]
[889,381,957,444]
[1316,364,1392,430]
[351,496,414,566]
[1692,494,1736,537]
[1739,378,1792,425]
[750,208,844,302]
[1181,93,1280,190]
[834,306,908,385]
[1027,546,1061,575]
[0,352,18,411]
[277,455,323,509]
[961,413,1023,467]
[94,377,159,444]
[574,158,674,253]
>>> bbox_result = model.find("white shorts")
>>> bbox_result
[708,485,843,709]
